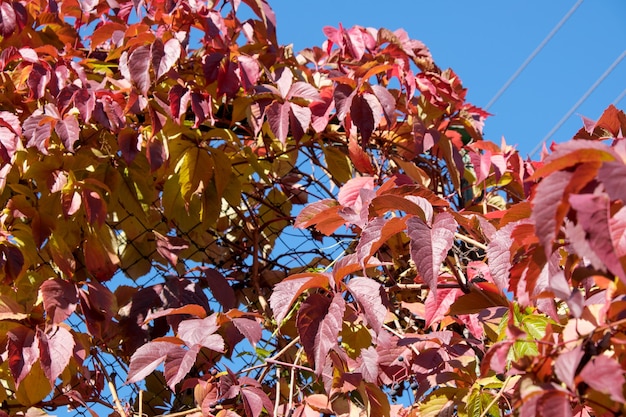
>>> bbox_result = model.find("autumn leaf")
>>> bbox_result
[347,276,388,334]
[296,293,345,374]
[269,273,331,326]
[39,278,79,324]
[407,212,457,293]
[177,313,225,352]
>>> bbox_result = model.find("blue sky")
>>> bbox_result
[270,0,626,157]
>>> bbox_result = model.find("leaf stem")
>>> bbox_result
[478,374,513,417]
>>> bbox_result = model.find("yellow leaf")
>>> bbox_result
[176,146,214,202]
[14,362,51,406]
[323,145,352,184]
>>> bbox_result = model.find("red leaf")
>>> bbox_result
[151,38,180,79]
[128,45,151,95]
[38,325,74,384]
[424,287,463,328]
[348,136,375,174]
[198,267,236,311]
[310,86,334,133]
[530,140,617,180]
[169,85,191,124]
[126,341,181,385]
[334,83,356,121]
[554,345,584,392]
[117,128,141,165]
[579,355,626,402]
[241,386,273,417]
[294,198,343,235]
[569,194,626,283]
[356,217,406,270]
[144,305,208,324]
[7,326,38,387]
[370,84,396,123]
[266,101,290,144]
[54,113,80,152]
[347,276,388,334]
[531,171,573,255]
[538,391,573,417]
[83,233,119,282]
[350,94,375,143]
[177,313,225,352]
[154,231,189,267]
[407,212,457,293]
[269,273,331,325]
[39,278,79,324]
[296,293,345,375]
[164,344,200,390]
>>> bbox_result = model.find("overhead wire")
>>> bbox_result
[529,49,626,158]
[484,0,584,111]
[612,87,626,106]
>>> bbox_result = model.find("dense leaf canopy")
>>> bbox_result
[1,1,626,416]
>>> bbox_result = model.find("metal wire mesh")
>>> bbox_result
[42,141,353,416]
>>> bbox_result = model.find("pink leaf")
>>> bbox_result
[334,83,356,122]
[154,231,189,267]
[337,176,376,208]
[424,287,463,328]
[266,101,290,144]
[23,112,53,155]
[370,84,396,123]
[128,45,151,95]
[54,114,80,152]
[39,278,79,324]
[598,161,626,204]
[579,355,626,403]
[407,212,457,293]
[232,317,262,346]
[287,82,321,102]
[269,273,331,325]
[164,344,200,390]
[296,293,345,375]
[357,346,379,383]
[38,325,74,384]
[347,276,388,334]
[569,194,626,283]
[487,220,526,293]
[177,313,225,352]
[126,341,181,385]
[531,171,573,255]
[169,85,191,124]
[554,345,584,392]
[236,55,260,91]
[289,103,311,142]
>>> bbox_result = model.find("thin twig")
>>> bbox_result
[274,367,281,417]
[154,407,201,417]
[454,232,487,251]
[288,348,303,411]
[479,375,513,417]
[265,359,314,373]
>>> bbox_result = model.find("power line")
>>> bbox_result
[612,87,626,106]
[484,0,584,111]
[529,49,626,158]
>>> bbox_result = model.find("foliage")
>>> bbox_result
[0,0,625,416]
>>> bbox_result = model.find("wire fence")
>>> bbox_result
[41,141,353,416]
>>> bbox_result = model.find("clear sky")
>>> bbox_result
[270,0,626,157]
